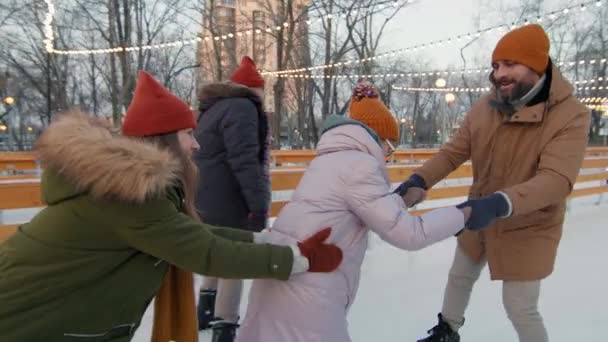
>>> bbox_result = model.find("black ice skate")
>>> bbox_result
[197,288,217,330]
[417,313,461,342]
[211,320,240,342]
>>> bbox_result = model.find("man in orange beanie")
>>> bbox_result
[397,24,591,342]
[194,56,270,342]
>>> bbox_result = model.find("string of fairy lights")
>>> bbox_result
[262,0,606,75]
[261,58,607,80]
[391,76,606,93]
[42,0,605,61]
[39,0,608,112]
[580,97,608,103]
[42,0,417,56]
[392,86,491,93]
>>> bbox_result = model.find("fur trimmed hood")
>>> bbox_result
[198,82,262,113]
[35,111,180,204]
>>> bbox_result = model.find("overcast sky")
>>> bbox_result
[376,0,569,68]
[44,0,590,72]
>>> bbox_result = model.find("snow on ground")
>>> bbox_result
[130,194,608,342]
[348,195,608,342]
[2,174,606,341]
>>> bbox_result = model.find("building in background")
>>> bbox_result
[197,0,311,147]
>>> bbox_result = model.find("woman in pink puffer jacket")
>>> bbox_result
[237,82,470,342]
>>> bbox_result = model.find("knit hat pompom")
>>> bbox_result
[352,81,380,101]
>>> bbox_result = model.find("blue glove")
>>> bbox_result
[457,193,510,230]
[394,174,427,196]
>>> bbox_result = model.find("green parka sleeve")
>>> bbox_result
[208,225,255,242]
[103,197,293,280]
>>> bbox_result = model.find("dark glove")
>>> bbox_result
[247,212,267,232]
[457,193,510,230]
[297,228,343,273]
[394,174,428,196]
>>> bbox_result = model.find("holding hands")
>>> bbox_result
[396,174,510,231]
[457,193,511,230]
[394,174,428,208]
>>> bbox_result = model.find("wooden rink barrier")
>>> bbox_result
[0,152,39,173]
[1,148,608,241]
[3,147,608,169]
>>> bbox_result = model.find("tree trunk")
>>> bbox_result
[108,0,121,126]
[118,0,134,108]
[320,1,333,119]
[412,92,420,148]
[308,86,319,147]
[272,78,286,148]
[89,53,98,115]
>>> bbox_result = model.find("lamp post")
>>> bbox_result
[441,93,456,144]
[1,96,15,150]
[293,128,300,148]
[400,117,406,146]
[445,93,456,103]
[3,96,14,105]
[1,96,15,120]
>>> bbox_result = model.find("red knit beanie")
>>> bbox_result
[122,71,196,137]
[492,24,550,75]
[230,56,265,88]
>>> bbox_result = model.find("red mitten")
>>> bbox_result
[297,228,343,272]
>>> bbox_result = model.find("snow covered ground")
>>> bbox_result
[129,194,608,342]
[348,195,608,342]
[2,176,605,341]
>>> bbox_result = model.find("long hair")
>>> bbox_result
[142,132,200,221]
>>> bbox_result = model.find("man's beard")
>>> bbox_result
[490,77,535,116]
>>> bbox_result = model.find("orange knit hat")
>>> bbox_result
[492,24,550,75]
[349,82,399,142]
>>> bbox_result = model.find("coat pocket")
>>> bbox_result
[500,205,562,232]
[63,323,136,341]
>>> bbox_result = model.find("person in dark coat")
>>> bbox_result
[194,56,270,339]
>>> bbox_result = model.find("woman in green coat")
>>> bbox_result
[0,71,342,342]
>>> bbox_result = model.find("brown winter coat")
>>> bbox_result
[415,65,590,281]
